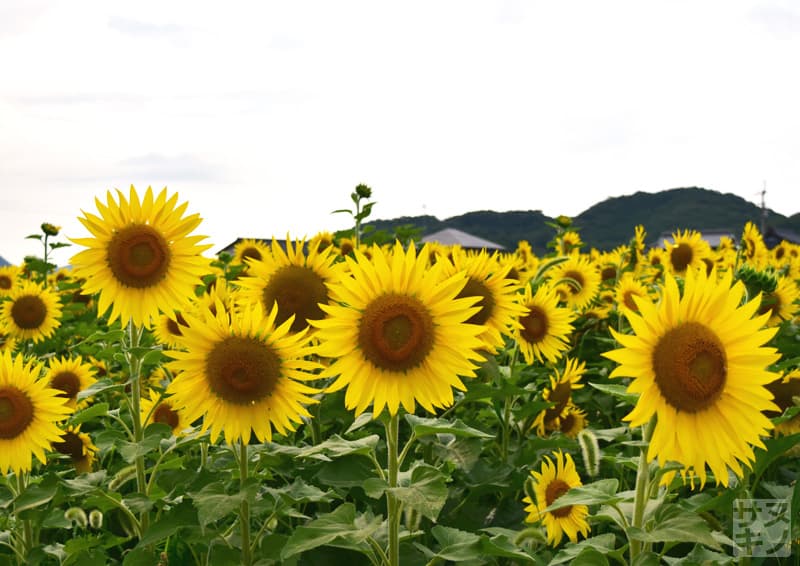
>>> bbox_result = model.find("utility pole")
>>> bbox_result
[759,181,767,235]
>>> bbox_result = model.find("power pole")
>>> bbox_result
[759,181,767,235]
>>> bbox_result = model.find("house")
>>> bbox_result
[216,238,290,257]
[421,228,505,251]
[652,229,737,249]
[763,226,800,249]
[0,255,9,267]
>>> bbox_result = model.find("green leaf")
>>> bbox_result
[627,508,721,549]
[542,479,625,513]
[14,475,59,513]
[316,455,376,488]
[405,414,494,439]
[662,544,734,565]
[752,432,800,479]
[26,234,43,240]
[137,501,197,547]
[77,379,123,401]
[264,478,335,505]
[122,548,159,566]
[189,480,258,527]
[69,402,109,426]
[428,525,481,561]
[550,533,617,564]
[389,464,449,522]
[295,434,380,460]
[588,382,638,405]
[280,503,382,560]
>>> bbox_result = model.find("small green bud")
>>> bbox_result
[41,222,61,236]
[555,215,572,228]
[354,183,372,199]
[65,507,88,528]
[578,429,601,477]
[88,509,103,529]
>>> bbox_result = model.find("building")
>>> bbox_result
[652,229,737,249]
[421,228,505,251]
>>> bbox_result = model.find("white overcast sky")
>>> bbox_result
[1,1,799,265]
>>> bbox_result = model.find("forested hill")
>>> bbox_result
[363,187,800,253]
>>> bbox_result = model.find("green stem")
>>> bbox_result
[239,442,252,566]
[126,320,149,535]
[629,416,656,561]
[500,345,519,463]
[15,472,33,560]
[385,413,400,566]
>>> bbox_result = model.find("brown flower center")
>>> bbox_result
[652,322,727,413]
[562,270,585,296]
[51,371,81,401]
[670,243,693,272]
[0,275,12,290]
[601,266,617,281]
[559,412,576,434]
[359,294,435,372]
[457,278,495,325]
[11,295,47,329]
[0,386,34,439]
[153,402,180,430]
[520,305,548,344]
[262,265,328,332]
[166,312,188,337]
[206,336,281,404]
[622,290,641,312]
[107,224,171,288]
[240,247,263,263]
[544,380,573,422]
[545,478,573,518]
[53,431,84,459]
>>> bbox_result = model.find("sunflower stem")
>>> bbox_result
[239,442,253,566]
[385,412,400,566]
[629,416,656,561]
[15,472,33,559]
[126,320,149,535]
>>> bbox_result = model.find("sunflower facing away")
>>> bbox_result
[45,356,96,409]
[51,425,98,474]
[311,242,486,417]
[523,450,590,546]
[0,350,72,474]
[231,238,271,267]
[531,358,586,436]
[1,280,62,343]
[236,236,341,333]
[514,283,576,365]
[604,268,780,486]
[166,301,321,445]
[70,186,212,328]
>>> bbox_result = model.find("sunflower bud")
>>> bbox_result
[65,507,88,528]
[41,222,61,236]
[735,265,778,300]
[354,183,372,199]
[88,509,103,529]
[577,429,600,477]
[555,215,572,228]
[523,475,537,503]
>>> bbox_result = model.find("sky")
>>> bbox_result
[2,1,799,266]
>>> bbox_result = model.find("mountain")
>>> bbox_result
[363,187,800,253]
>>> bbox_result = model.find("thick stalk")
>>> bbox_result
[239,442,252,566]
[385,413,400,566]
[126,321,149,534]
[16,472,33,559]
[629,416,656,561]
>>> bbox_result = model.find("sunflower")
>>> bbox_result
[604,268,780,486]
[556,231,583,256]
[0,280,62,343]
[166,301,321,445]
[439,248,526,352]
[547,256,600,311]
[311,242,486,417]
[140,388,190,436]
[0,327,17,353]
[614,272,651,314]
[309,231,335,253]
[45,356,96,409]
[663,229,711,276]
[531,358,586,436]
[0,265,20,297]
[757,276,800,326]
[232,238,271,267]
[153,311,191,348]
[51,426,97,474]
[523,450,590,546]
[515,283,575,364]
[741,222,768,267]
[557,404,587,438]
[70,186,212,328]
[0,350,72,474]
[236,236,341,333]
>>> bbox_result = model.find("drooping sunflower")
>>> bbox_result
[556,231,583,256]
[0,327,17,353]
[236,236,341,333]
[232,238,271,267]
[140,388,190,436]
[757,275,800,326]
[663,229,711,276]
[547,256,601,311]
[514,283,576,365]
[0,350,72,474]
[45,356,96,409]
[51,426,97,474]
[0,265,20,297]
[741,222,768,267]
[557,404,587,438]
[70,186,212,328]
[604,268,780,486]
[166,301,321,445]
[311,242,486,417]
[440,248,526,352]
[531,358,586,436]
[523,450,590,546]
[0,280,62,343]
[152,311,191,348]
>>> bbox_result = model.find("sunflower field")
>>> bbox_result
[0,185,798,565]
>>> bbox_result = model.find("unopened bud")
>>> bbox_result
[88,509,103,529]
[578,429,600,477]
[354,183,372,199]
[65,507,88,528]
[41,222,61,236]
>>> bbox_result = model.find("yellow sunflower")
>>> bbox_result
[166,301,321,445]
[440,248,526,352]
[663,229,711,276]
[523,450,590,546]
[757,276,800,326]
[531,358,586,436]
[45,356,96,409]
[0,327,17,353]
[152,311,190,348]
[556,231,583,256]
[557,404,587,438]
[0,280,62,343]
[236,236,341,333]
[547,256,600,311]
[51,426,97,474]
[70,186,212,328]
[515,283,576,364]
[311,242,486,417]
[141,388,190,436]
[614,272,651,314]
[309,231,335,253]
[232,238,271,267]
[0,265,20,297]
[0,351,72,474]
[741,222,768,267]
[604,268,780,486]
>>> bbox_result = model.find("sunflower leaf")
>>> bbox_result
[626,507,722,550]
[69,402,109,426]
[14,474,59,514]
[549,533,617,564]
[405,414,494,439]
[388,464,449,522]
[280,503,383,560]
[587,382,638,405]
[541,478,625,513]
